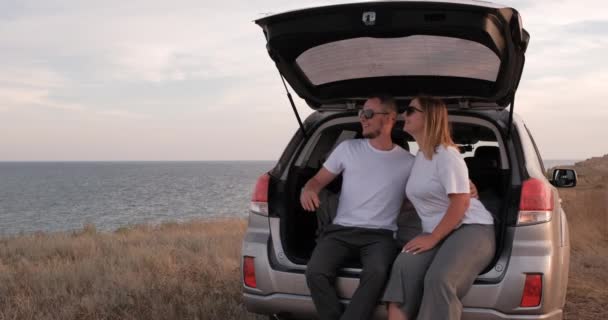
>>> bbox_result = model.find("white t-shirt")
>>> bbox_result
[323,139,415,231]
[405,145,494,233]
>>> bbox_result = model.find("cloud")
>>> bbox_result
[0,2,268,84]
[96,109,151,120]
[0,85,152,120]
[0,87,82,111]
[518,71,608,113]
[0,66,67,89]
[515,69,608,159]
[562,20,608,35]
[0,0,606,160]
[508,0,608,26]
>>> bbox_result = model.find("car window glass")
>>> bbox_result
[296,36,500,85]
[524,124,545,173]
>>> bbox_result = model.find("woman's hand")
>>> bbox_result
[403,233,441,254]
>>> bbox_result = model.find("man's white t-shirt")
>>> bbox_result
[323,139,415,231]
[406,145,494,233]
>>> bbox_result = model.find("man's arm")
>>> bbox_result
[300,168,338,212]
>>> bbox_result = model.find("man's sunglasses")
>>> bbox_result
[404,106,424,116]
[358,109,390,119]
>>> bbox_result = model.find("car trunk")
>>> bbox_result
[257,0,528,281]
[275,114,513,277]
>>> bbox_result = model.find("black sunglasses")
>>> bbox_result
[404,106,424,116]
[358,109,390,119]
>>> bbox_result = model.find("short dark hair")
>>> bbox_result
[369,93,397,114]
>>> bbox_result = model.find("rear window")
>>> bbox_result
[296,35,500,86]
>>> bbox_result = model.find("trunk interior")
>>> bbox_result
[279,118,511,272]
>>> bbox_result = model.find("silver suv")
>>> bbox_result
[241,1,577,319]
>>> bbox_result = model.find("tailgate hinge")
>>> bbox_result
[277,71,308,139]
[507,94,515,139]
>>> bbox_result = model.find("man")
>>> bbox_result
[301,94,414,320]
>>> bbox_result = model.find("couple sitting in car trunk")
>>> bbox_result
[300,94,495,320]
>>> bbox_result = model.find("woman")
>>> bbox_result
[382,96,495,320]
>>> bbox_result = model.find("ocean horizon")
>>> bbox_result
[0,159,580,236]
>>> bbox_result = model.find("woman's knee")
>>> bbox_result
[392,251,434,276]
[393,251,417,268]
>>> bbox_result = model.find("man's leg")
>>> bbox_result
[341,231,397,320]
[306,227,355,320]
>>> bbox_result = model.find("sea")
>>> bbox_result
[0,159,579,236]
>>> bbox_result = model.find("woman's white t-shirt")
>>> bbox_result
[405,145,494,233]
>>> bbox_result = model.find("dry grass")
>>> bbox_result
[0,156,606,320]
[0,219,263,320]
[554,155,608,320]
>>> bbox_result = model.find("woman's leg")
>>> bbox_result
[382,245,438,319]
[416,224,496,320]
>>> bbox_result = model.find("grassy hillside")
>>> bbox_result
[551,155,608,319]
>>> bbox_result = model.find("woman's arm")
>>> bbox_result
[430,193,470,241]
[403,193,470,254]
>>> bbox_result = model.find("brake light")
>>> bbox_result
[250,173,270,215]
[520,274,542,307]
[243,256,257,288]
[517,178,553,225]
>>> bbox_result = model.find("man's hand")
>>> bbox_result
[300,189,321,212]
[403,233,440,254]
[469,179,479,199]
[299,168,337,212]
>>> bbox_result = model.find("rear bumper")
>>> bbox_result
[244,293,563,320]
[243,293,318,319]
[243,293,386,320]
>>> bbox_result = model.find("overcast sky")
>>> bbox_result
[1,0,607,161]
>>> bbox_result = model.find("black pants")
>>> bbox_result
[305,224,398,320]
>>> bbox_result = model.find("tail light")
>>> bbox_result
[520,274,542,307]
[517,178,554,225]
[250,173,270,216]
[243,256,257,288]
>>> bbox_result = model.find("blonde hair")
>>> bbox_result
[415,96,456,160]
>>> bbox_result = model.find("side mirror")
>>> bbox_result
[551,168,577,188]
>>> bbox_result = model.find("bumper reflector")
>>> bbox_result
[520,273,542,307]
[243,256,257,288]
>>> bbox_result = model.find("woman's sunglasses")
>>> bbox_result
[358,109,390,119]
[404,106,424,116]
